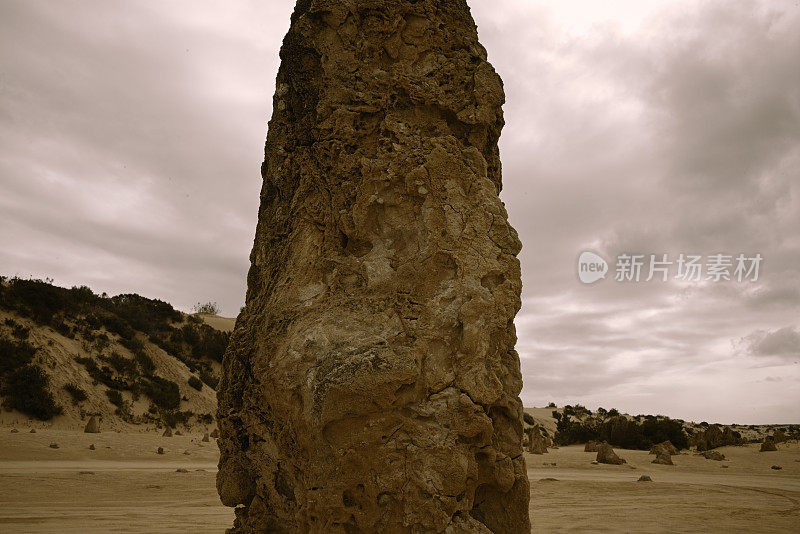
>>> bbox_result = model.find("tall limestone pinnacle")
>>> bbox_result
[216,1,530,532]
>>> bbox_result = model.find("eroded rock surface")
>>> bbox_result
[527,425,549,455]
[84,416,100,434]
[596,443,626,465]
[216,1,529,532]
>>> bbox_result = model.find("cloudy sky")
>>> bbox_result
[1,0,798,424]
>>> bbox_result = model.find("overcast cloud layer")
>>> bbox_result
[1,0,798,423]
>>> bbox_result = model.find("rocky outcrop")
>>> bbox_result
[584,440,600,452]
[700,450,725,461]
[162,428,172,438]
[596,443,626,465]
[772,429,787,444]
[652,452,673,465]
[216,1,529,533]
[650,441,678,456]
[760,438,778,452]
[527,425,549,455]
[83,416,101,433]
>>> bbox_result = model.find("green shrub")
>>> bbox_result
[105,389,131,418]
[188,375,203,391]
[197,413,214,424]
[553,412,689,450]
[0,365,62,420]
[0,337,37,375]
[161,409,194,428]
[192,301,219,315]
[101,352,138,378]
[75,356,130,390]
[134,351,156,375]
[11,323,30,340]
[119,336,144,353]
[106,389,124,408]
[141,375,180,410]
[63,383,88,404]
[523,412,535,425]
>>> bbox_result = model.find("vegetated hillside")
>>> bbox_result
[0,276,231,431]
[524,403,799,451]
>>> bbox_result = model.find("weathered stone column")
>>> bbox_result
[217,1,529,532]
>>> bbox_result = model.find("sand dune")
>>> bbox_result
[1,428,798,532]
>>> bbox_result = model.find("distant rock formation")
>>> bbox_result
[772,429,787,444]
[162,428,172,438]
[760,438,778,452]
[210,428,219,438]
[652,452,673,465]
[84,416,101,433]
[216,1,528,532]
[584,440,600,452]
[527,425,549,455]
[202,432,210,443]
[596,443,626,465]
[650,441,678,456]
[699,450,725,461]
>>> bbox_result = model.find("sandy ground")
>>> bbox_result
[528,443,800,533]
[0,428,232,533]
[1,429,798,533]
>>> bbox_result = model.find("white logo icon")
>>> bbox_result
[578,251,608,284]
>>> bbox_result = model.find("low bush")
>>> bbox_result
[11,323,30,340]
[75,356,130,390]
[63,383,88,404]
[188,375,203,391]
[161,409,194,428]
[101,352,138,378]
[105,389,131,418]
[553,412,688,450]
[134,351,156,375]
[141,375,180,410]
[192,301,219,315]
[106,389,124,408]
[0,365,62,420]
[119,336,144,354]
[0,337,37,375]
[197,413,214,424]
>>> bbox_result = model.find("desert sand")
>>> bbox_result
[1,428,798,533]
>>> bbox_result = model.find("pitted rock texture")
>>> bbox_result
[216,1,529,532]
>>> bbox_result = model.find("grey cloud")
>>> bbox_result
[0,0,798,423]
[741,326,800,357]
[0,0,294,315]
[471,0,800,422]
